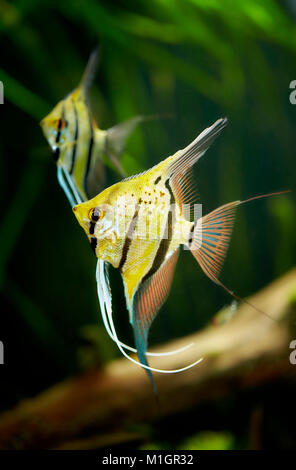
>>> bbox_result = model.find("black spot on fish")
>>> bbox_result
[188,223,195,247]
[154,176,161,185]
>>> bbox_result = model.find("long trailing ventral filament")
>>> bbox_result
[96,260,203,374]
[97,261,195,357]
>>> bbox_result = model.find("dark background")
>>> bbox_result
[0,0,296,449]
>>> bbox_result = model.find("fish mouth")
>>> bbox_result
[72,205,80,217]
[72,205,82,224]
[72,206,87,230]
[39,119,51,142]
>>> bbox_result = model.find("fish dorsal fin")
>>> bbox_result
[79,48,100,94]
[171,168,200,220]
[122,118,227,186]
[190,201,240,283]
[166,118,228,179]
[130,249,179,388]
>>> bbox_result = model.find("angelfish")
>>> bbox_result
[72,117,287,391]
[40,49,147,207]
[40,49,182,368]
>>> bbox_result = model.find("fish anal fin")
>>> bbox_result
[131,249,179,389]
[132,248,179,332]
[190,201,240,283]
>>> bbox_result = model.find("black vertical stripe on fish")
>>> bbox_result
[89,221,96,235]
[55,114,64,144]
[54,104,65,162]
[70,100,79,174]
[119,205,140,271]
[83,112,94,198]
[90,237,97,254]
[139,179,175,283]
[141,207,173,283]
[165,178,175,204]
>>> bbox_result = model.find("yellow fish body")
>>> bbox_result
[40,49,146,206]
[73,117,241,389]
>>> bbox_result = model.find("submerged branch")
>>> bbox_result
[0,269,295,449]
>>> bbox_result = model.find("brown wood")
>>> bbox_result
[0,269,295,449]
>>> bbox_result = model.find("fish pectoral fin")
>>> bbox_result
[189,200,240,284]
[129,249,179,389]
[166,117,228,180]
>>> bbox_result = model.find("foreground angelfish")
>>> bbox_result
[40,49,146,206]
[73,118,233,388]
[73,117,286,391]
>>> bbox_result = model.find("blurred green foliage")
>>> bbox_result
[0,0,296,449]
[180,431,234,450]
[141,431,234,450]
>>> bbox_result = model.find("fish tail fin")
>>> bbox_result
[189,190,291,320]
[105,114,170,176]
[106,116,143,156]
[188,200,240,284]
[105,115,152,176]
[79,47,100,94]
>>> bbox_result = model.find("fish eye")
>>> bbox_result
[89,207,104,222]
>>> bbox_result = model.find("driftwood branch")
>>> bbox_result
[0,269,295,449]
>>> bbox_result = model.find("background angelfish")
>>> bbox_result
[40,49,147,207]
